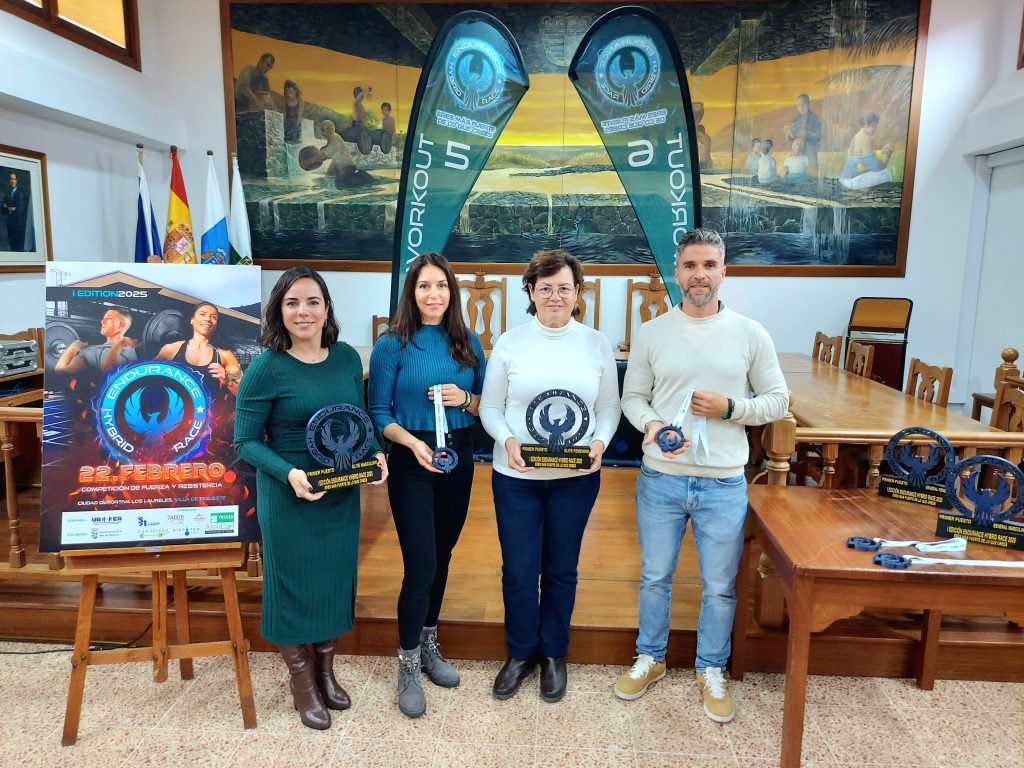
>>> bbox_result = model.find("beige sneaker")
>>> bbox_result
[613,654,666,700]
[696,667,734,722]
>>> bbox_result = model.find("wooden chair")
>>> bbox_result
[621,272,671,352]
[576,279,601,330]
[845,341,875,379]
[905,358,953,407]
[371,315,390,344]
[811,332,843,367]
[458,270,506,351]
[990,379,1024,433]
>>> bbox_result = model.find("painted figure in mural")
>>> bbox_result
[697,125,713,171]
[156,302,243,396]
[381,102,396,135]
[692,101,712,171]
[54,309,138,374]
[352,86,369,125]
[234,52,275,113]
[283,80,306,143]
[756,139,779,185]
[784,94,823,172]
[746,139,762,178]
[840,112,895,189]
[1,171,30,252]
[312,120,375,189]
[782,138,812,183]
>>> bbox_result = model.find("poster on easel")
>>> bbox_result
[39,262,262,551]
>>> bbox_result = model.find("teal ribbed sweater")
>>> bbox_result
[368,324,485,433]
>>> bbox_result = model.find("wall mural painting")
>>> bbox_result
[222,1,927,276]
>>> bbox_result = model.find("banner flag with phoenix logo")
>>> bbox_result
[569,6,702,306]
[39,261,262,552]
[390,10,529,312]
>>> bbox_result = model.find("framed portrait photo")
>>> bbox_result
[0,144,53,272]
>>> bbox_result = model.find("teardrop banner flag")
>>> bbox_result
[569,6,702,307]
[390,11,529,313]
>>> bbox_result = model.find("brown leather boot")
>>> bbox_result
[279,644,331,729]
[313,638,351,711]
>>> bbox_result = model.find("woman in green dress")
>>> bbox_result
[234,266,388,730]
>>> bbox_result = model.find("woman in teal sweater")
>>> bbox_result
[235,266,387,730]
[368,253,485,718]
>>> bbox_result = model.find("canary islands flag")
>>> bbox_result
[134,147,161,263]
[200,152,229,264]
[162,146,197,264]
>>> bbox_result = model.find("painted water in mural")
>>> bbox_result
[226,1,921,270]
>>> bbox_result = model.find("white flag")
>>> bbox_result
[229,155,253,265]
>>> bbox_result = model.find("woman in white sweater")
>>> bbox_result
[479,249,620,703]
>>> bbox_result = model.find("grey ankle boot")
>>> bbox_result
[397,647,426,718]
[420,627,460,688]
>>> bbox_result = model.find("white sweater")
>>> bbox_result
[479,317,621,480]
[621,305,789,478]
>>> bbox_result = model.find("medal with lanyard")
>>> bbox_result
[656,388,709,464]
[431,385,459,473]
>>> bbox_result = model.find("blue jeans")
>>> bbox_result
[493,470,600,659]
[635,465,747,670]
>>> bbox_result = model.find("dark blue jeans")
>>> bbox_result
[492,470,601,659]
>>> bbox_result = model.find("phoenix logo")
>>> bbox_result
[124,387,185,446]
[595,35,661,109]
[95,362,211,463]
[446,38,506,112]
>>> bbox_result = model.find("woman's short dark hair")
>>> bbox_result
[390,253,478,369]
[283,79,302,97]
[521,249,583,317]
[260,267,339,352]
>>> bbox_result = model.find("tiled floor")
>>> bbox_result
[1,641,1022,767]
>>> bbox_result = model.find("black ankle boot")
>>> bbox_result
[492,655,538,700]
[539,656,567,702]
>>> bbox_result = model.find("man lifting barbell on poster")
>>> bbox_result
[54,308,138,374]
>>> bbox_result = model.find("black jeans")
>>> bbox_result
[387,427,474,650]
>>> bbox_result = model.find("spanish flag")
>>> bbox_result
[162,146,198,264]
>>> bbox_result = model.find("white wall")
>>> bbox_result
[969,160,1024,406]
[0,0,1019,391]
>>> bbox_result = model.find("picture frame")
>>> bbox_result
[220,0,930,278]
[0,144,53,272]
[1018,9,1024,70]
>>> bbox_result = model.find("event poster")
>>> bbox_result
[39,262,262,552]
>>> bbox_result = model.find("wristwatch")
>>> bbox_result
[721,398,735,420]
[459,389,473,410]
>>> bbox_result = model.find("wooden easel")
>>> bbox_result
[59,542,258,746]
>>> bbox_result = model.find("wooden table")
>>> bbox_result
[778,352,1003,437]
[746,485,1024,768]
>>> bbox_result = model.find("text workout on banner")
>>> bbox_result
[40,262,262,552]
[569,6,702,306]
[390,10,529,311]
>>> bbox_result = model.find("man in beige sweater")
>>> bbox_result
[614,229,789,723]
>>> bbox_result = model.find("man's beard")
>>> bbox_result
[684,284,719,307]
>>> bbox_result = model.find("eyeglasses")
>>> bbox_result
[534,285,576,299]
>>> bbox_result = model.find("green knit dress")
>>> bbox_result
[234,343,374,644]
